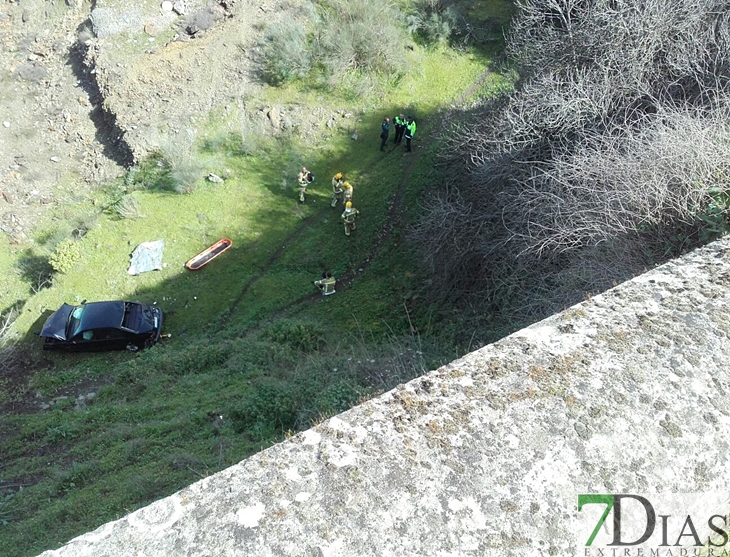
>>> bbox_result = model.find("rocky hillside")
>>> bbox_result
[1,0,351,244]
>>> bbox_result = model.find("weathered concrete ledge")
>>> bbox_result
[40,237,730,556]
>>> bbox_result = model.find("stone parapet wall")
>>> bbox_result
[40,237,730,556]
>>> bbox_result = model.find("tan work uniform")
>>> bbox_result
[331,177,344,207]
[298,171,309,202]
[341,207,360,236]
[343,183,353,204]
[314,276,336,295]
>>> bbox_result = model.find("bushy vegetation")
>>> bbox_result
[148,132,207,194]
[414,0,730,320]
[258,0,409,87]
[264,319,326,353]
[406,0,461,45]
[313,0,408,79]
[230,380,299,438]
[49,240,81,275]
[110,194,145,219]
[259,19,312,85]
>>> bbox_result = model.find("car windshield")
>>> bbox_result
[68,306,85,338]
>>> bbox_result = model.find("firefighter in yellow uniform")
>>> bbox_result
[331,172,344,207]
[297,166,314,203]
[341,201,360,236]
[343,181,353,204]
[314,271,336,295]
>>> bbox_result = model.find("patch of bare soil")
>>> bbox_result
[0,1,123,243]
[0,0,354,244]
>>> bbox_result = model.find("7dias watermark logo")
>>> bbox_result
[575,493,730,556]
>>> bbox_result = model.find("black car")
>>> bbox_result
[40,300,164,352]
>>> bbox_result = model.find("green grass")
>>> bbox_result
[0,22,514,557]
[0,235,28,314]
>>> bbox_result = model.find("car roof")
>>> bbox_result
[77,301,126,331]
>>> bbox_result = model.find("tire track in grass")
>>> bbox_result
[223,68,493,334]
[216,211,321,332]
[337,67,495,285]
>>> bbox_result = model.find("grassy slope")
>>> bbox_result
[0,36,513,557]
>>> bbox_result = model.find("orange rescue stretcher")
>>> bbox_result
[185,238,232,270]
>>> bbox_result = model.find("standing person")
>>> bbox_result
[297,166,314,203]
[393,113,406,144]
[379,117,391,151]
[404,117,417,152]
[331,172,345,207]
[341,201,360,236]
[314,271,336,295]
[343,181,353,205]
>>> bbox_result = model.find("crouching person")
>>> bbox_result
[314,271,336,295]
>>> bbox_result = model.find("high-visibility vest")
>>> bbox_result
[322,277,335,292]
[316,277,336,293]
[405,121,416,138]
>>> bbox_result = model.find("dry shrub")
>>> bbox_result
[256,0,409,87]
[112,194,145,219]
[157,131,204,194]
[259,19,312,85]
[413,0,730,320]
[314,0,408,79]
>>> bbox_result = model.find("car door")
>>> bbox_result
[70,328,127,351]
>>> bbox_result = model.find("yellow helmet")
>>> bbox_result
[344,181,351,188]
[334,172,343,180]
[346,201,352,208]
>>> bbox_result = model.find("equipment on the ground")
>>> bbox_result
[185,238,233,270]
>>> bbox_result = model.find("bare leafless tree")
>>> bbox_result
[0,309,16,341]
[413,0,730,320]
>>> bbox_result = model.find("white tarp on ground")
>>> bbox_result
[128,240,164,275]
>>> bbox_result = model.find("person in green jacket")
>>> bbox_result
[404,117,416,152]
[380,117,391,152]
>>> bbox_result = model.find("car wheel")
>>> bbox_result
[125,343,140,352]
